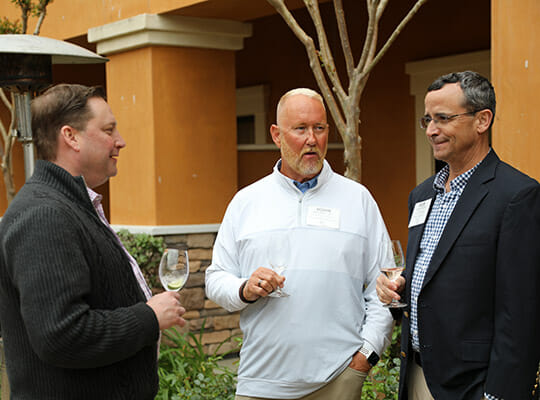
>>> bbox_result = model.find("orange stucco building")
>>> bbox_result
[0,0,538,246]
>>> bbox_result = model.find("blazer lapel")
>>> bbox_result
[421,151,499,289]
[405,182,436,294]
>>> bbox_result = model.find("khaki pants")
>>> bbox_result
[407,360,487,400]
[407,360,434,400]
[236,367,368,400]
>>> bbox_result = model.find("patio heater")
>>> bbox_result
[0,34,108,180]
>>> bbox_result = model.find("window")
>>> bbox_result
[236,84,272,149]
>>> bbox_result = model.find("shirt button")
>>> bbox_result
[404,311,409,318]
[400,351,406,358]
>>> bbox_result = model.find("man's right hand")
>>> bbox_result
[146,291,186,330]
[376,273,406,305]
[242,267,286,302]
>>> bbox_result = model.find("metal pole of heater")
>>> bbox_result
[13,91,35,180]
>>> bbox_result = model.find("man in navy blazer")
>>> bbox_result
[377,71,540,399]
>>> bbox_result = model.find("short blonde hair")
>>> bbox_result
[276,88,325,123]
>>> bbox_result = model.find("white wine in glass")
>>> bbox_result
[159,249,189,292]
[380,239,406,308]
[266,233,290,298]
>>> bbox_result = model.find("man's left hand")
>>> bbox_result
[349,351,371,373]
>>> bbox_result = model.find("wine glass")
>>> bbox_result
[266,233,290,298]
[159,249,189,292]
[380,239,406,308]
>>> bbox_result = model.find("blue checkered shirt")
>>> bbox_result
[409,161,499,400]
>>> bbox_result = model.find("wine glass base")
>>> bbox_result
[268,290,290,298]
[384,301,407,308]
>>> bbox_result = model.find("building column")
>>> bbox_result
[88,14,252,226]
[492,0,540,180]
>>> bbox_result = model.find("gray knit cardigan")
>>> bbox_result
[0,160,160,399]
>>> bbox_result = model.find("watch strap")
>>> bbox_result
[359,346,380,366]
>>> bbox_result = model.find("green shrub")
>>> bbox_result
[157,324,400,399]
[117,229,165,290]
[156,326,240,400]
[362,324,401,399]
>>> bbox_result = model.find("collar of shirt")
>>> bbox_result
[294,177,318,193]
[87,187,103,208]
[433,161,480,196]
[277,159,319,193]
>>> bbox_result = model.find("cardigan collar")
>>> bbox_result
[29,160,95,214]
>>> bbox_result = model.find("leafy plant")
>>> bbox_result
[0,17,22,33]
[0,0,54,34]
[362,324,401,399]
[117,229,165,290]
[156,325,241,400]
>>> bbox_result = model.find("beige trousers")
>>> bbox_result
[407,361,487,400]
[407,360,434,400]
[235,366,368,400]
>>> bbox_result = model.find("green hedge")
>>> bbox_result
[155,324,401,399]
[362,324,401,399]
[117,229,165,290]
[157,326,240,400]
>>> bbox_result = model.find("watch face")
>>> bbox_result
[368,352,380,366]
[359,347,379,366]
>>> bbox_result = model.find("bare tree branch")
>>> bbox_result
[0,89,12,145]
[375,0,388,20]
[360,0,429,82]
[0,89,12,112]
[33,0,51,35]
[303,0,347,105]
[1,91,17,203]
[333,0,354,77]
[15,0,31,34]
[266,0,346,134]
[357,0,377,72]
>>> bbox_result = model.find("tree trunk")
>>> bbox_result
[343,133,362,182]
[2,156,16,205]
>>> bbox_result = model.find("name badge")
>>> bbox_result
[408,198,432,228]
[306,206,340,229]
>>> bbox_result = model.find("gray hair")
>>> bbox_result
[427,71,496,128]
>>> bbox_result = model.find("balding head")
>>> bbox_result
[276,88,325,126]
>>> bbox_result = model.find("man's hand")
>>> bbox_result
[242,267,286,302]
[147,291,186,330]
[349,351,371,373]
[376,273,406,305]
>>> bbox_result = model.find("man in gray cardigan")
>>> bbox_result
[0,84,186,399]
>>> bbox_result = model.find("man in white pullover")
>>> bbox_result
[205,88,393,400]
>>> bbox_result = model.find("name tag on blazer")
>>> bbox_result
[408,198,432,228]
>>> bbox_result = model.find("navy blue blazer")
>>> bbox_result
[398,150,540,400]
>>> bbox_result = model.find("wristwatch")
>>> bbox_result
[359,347,380,367]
